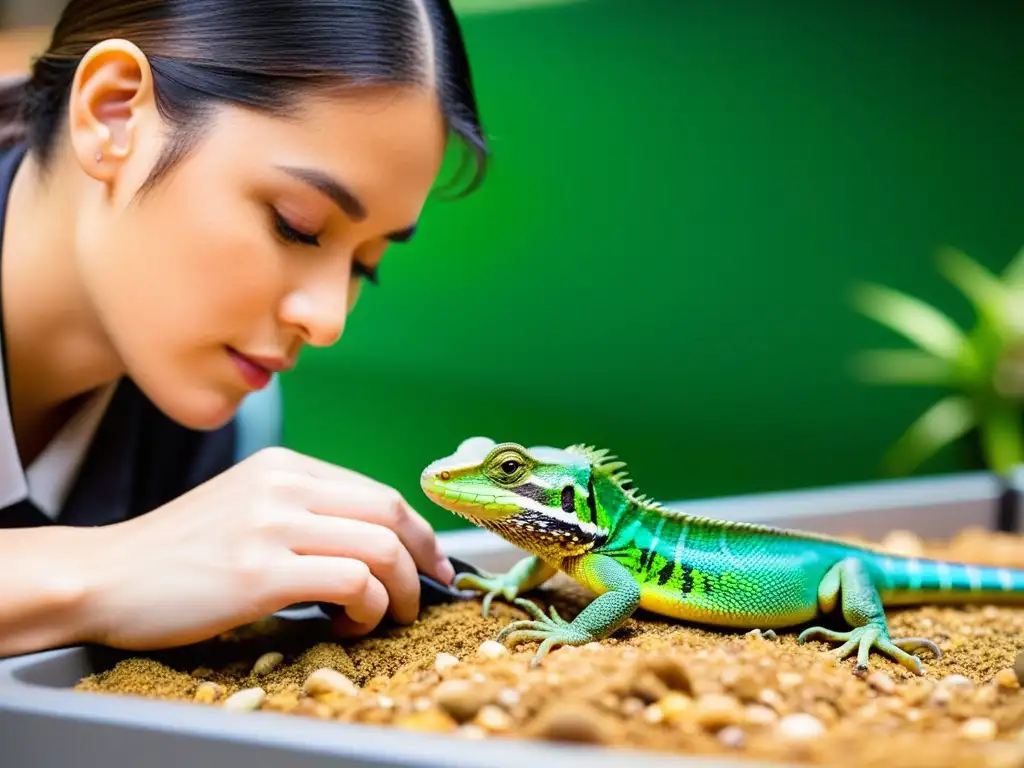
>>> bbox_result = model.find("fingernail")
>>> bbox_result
[436,556,455,585]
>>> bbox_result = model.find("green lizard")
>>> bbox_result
[420,436,1024,675]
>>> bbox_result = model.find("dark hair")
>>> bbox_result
[0,0,488,197]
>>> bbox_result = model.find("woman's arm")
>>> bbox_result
[0,525,99,657]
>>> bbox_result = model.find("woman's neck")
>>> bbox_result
[1,142,124,463]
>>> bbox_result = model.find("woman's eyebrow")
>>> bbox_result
[277,164,417,242]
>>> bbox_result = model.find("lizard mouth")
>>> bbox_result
[420,480,519,521]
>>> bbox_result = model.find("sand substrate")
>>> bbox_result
[72,527,1024,768]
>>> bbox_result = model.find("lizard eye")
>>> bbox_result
[501,459,521,475]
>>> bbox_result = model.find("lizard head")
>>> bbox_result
[419,437,610,559]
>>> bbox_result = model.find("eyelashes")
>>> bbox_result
[272,207,379,285]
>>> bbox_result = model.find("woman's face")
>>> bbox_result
[69,45,448,430]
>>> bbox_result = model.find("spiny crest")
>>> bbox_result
[564,443,664,511]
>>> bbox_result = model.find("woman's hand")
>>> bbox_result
[72,446,454,650]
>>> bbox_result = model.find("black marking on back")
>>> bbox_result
[560,485,575,515]
[585,476,598,526]
[680,564,694,594]
[655,558,675,587]
[638,547,654,575]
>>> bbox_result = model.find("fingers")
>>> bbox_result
[286,473,452,586]
[268,555,389,632]
[287,515,421,624]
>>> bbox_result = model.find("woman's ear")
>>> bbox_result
[67,39,157,183]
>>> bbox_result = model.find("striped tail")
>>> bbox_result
[873,553,1024,606]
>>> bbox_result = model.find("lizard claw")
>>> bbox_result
[798,624,941,676]
[495,598,591,666]
[452,571,521,617]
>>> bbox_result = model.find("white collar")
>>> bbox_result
[0,369,116,520]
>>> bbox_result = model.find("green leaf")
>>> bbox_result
[978,400,1024,478]
[935,246,1005,321]
[849,349,955,386]
[851,282,968,362]
[1002,244,1024,289]
[882,394,975,476]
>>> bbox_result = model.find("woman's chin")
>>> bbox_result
[149,384,243,432]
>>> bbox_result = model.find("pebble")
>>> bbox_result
[478,641,509,659]
[939,674,974,692]
[717,725,746,749]
[434,679,494,723]
[996,667,1021,690]
[652,692,692,725]
[1014,649,1024,686]
[496,688,521,708]
[252,652,283,676]
[960,717,998,742]
[193,681,223,704]
[303,668,358,698]
[395,708,458,733]
[777,672,803,690]
[777,713,825,740]
[434,652,460,673]
[745,704,778,726]
[222,687,266,712]
[694,693,744,730]
[529,704,606,744]
[867,671,896,695]
[475,704,514,733]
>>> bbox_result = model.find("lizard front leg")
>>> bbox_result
[797,557,941,675]
[453,554,558,617]
[496,554,641,667]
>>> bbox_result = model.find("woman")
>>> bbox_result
[0,0,487,657]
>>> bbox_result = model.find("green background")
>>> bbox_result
[279,0,1024,531]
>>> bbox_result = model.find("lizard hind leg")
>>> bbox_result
[797,557,942,676]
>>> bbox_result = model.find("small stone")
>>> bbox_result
[496,688,521,708]
[435,679,494,723]
[643,704,664,724]
[193,681,223,705]
[475,705,513,733]
[717,725,746,749]
[252,651,283,676]
[758,688,785,711]
[303,668,358,698]
[996,667,1021,689]
[292,698,333,719]
[222,687,266,712]
[745,704,778,726]
[529,704,606,744]
[264,690,300,712]
[655,692,693,724]
[960,717,998,742]
[694,693,744,730]
[1014,650,1024,685]
[434,652,460,673]
[777,672,803,690]
[777,713,825,740]
[456,724,488,740]
[939,674,974,691]
[478,641,509,659]
[395,708,458,733]
[867,671,896,695]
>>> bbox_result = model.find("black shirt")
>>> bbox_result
[0,142,237,528]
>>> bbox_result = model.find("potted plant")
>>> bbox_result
[851,244,1024,529]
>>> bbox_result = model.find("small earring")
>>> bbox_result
[95,151,102,162]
